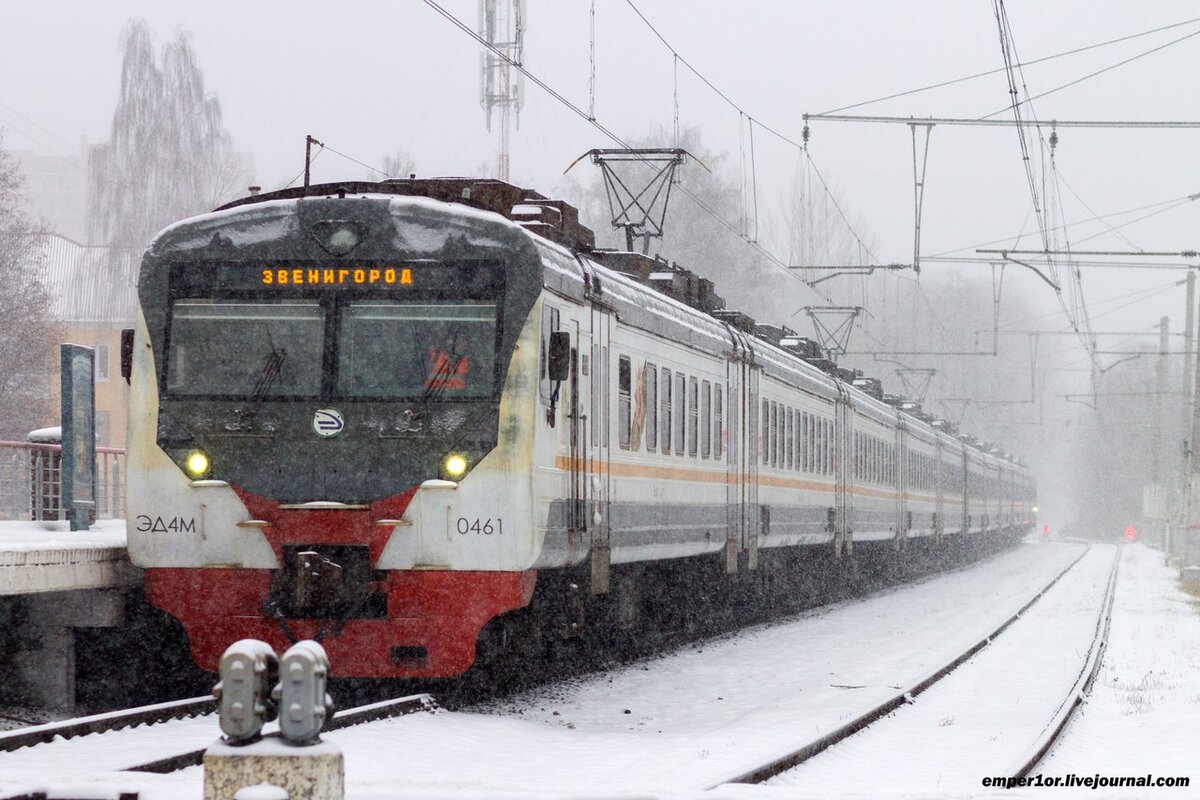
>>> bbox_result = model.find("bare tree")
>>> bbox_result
[378,150,417,180]
[89,19,248,250]
[0,134,58,439]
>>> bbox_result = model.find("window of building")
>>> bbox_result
[701,380,711,458]
[95,343,110,382]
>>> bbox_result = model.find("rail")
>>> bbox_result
[0,440,125,521]
[1010,549,1120,777]
[716,546,1095,786]
[0,693,435,800]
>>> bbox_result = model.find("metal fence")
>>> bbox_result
[0,440,125,521]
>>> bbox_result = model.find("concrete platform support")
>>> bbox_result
[0,589,124,712]
[204,739,344,800]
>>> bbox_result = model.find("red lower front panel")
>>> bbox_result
[144,567,537,677]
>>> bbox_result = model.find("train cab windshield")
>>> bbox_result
[337,300,496,399]
[162,261,504,402]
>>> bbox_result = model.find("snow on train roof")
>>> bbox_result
[148,193,535,256]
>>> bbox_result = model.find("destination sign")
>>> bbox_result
[261,266,413,286]
[168,261,503,297]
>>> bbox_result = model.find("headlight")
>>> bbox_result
[185,450,210,478]
[443,453,468,480]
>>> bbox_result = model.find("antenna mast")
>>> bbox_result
[479,0,525,181]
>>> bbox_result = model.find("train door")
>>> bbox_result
[960,451,970,534]
[834,387,853,556]
[588,299,612,594]
[564,316,586,558]
[934,438,945,545]
[742,352,760,569]
[895,421,907,549]
[723,339,744,573]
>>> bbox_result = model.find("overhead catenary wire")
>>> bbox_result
[930,191,1200,258]
[817,14,1200,115]
[619,0,878,265]
[420,0,847,307]
[980,25,1200,120]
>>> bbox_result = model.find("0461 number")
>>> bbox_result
[457,517,503,535]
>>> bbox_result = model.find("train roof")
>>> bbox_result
[210,178,1026,469]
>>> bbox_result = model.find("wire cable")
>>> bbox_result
[819,14,1200,115]
[421,0,844,306]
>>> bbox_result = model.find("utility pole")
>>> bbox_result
[1153,316,1168,545]
[1187,278,1200,571]
[303,135,323,188]
[479,0,525,182]
[1175,271,1195,562]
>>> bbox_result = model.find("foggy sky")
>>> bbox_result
[4,0,1200,528]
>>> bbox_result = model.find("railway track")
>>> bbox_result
[3,542,1112,798]
[0,694,435,800]
[736,544,1119,790]
[0,696,215,753]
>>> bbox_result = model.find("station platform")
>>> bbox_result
[0,519,137,595]
[0,520,139,712]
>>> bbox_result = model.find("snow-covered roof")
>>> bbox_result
[34,233,138,324]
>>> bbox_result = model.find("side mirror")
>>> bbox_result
[548,331,571,382]
[120,329,134,384]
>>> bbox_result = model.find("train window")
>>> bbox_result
[591,344,600,443]
[799,409,807,470]
[798,411,808,473]
[825,420,833,474]
[762,399,769,464]
[538,304,559,403]
[675,372,686,455]
[714,384,723,460]
[167,300,325,398]
[770,401,779,467]
[785,409,793,470]
[688,377,699,456]
[661,369,672,452]
[701,380,711,459]
[618,356,631,450]
[602,346,609,447]
[810,414,818,474]
[645,363,658,452]
[820,419,830,474]
[811,418,818,475]
[338,301,498,399]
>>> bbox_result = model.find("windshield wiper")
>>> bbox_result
[252,325,287,400]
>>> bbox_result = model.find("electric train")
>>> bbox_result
[122,177,1037,678]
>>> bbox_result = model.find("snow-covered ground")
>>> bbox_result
[766,544,1117,795]
[0,518,126,553]
[7,540,1198,800]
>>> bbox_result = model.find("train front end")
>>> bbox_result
[126,191,545,677]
